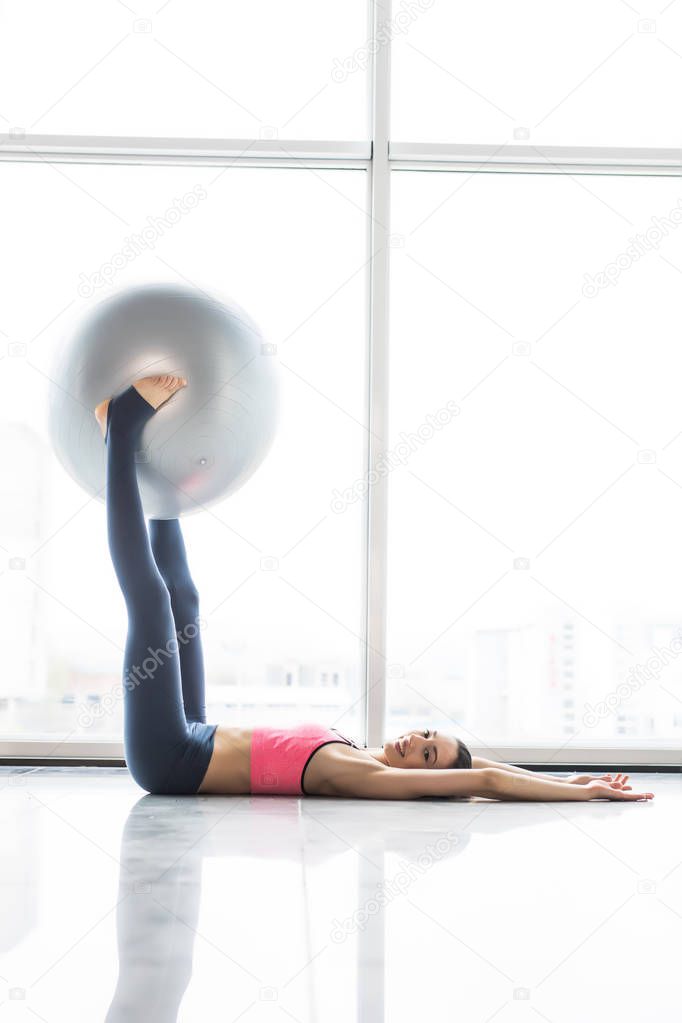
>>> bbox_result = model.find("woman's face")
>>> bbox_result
[383,728,459,770]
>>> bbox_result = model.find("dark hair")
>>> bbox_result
[452,738,472,770]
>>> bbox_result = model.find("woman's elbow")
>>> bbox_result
[474,767,503,799]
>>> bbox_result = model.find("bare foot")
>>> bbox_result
[132,374,188,410]
[94,374,187,438]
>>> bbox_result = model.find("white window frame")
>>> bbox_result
[1,0,681,766]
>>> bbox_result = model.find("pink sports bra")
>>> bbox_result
[250,722,358,795]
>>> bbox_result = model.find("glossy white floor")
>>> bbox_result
[0,767,680,1022]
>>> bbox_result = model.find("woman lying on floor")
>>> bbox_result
[96,375,654,804]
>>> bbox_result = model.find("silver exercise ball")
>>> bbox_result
[48,283,279,519]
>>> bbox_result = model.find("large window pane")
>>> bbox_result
[0,162,368,740]
[392,1,682,148]
[1,0,368,140]
[387,169,682,748]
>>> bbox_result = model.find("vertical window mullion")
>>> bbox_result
[363,0,392,747]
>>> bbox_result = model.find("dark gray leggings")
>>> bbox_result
[105,385,217,794]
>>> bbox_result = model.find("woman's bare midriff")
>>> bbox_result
[197,726,253,794]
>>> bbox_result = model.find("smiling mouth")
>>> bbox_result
[394,738,405,758]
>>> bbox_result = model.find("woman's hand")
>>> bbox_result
[567,772,630,788]
[478,768,655,802]
[584,780,653,801]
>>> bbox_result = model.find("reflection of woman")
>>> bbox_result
[97,376,654,804]
[105,795,202,1023]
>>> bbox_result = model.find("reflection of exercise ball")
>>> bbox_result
[48,284,279,519]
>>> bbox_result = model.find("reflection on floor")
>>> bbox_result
[0,768,680,1021]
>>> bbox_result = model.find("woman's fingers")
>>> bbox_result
[576,772,636,791]
[587,782,654,800]
[606,773,631,789]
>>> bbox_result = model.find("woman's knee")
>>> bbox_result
[168,579,200,616]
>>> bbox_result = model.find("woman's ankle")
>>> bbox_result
[107,385,157,439]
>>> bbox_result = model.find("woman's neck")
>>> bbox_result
[365,746,389,766]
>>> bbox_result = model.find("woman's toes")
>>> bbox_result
[132,374,187,410]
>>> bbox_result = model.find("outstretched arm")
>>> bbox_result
[331,762,653,802]
[471,769,650,802]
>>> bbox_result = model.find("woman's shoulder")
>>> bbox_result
[303,742,382,795]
